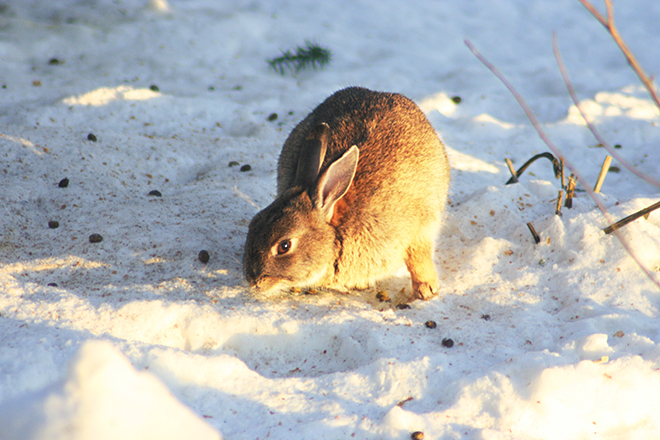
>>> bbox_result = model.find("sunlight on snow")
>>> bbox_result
[445,145,500,174]
[418,92,459,117]
[566,90,660,124]
[472,113,517,130]
[2,256,110,274]
[62,85,162,107]
[0,133,44,155]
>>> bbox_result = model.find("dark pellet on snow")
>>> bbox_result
[58,178,69,188]
[481,314,491,321]
[240,164,252,172]
[87,133,97,142]
[442,338,454,348]
[47,283,58,287]
[48,220,60,229]
[424,320,437,329]
[148,190,162,197]
[150,84,160,92]
[396,304,411,310]
[376,291,390,302]
[267,112,278,121]
[89,233,103,243]
[228,161,240,167]
[198,250,210,264]
[451,96,462,104]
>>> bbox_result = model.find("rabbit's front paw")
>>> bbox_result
[405,239,440,301]
[411,280,438,301]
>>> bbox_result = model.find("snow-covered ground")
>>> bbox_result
[1,0,660,438]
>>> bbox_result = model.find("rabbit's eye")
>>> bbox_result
[271,238,296,257]
[276,239,292,255]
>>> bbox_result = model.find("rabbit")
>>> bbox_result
[243,86,450,301]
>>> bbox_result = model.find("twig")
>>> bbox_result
[553,34,660,188]
[465,39,660,291]
[565,174,576,208]
[555,190,564,216]
[594,155,613,193]
[603,200,660,234]
[527,222,541,244]
[268,41,331,75]
[505,152,562,185]
[578,0,660,112]
[505,158,518,183]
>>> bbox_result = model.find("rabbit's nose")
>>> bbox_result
[244,266,257,286]
[243,256,263,287]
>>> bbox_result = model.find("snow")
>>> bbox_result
[0,340,220,440]
[1,0,659,439]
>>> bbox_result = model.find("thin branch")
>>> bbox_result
[555,190,564,216]
[527,222,541,244]
[565,174,576,209]
[577,0,607,25]
[505,158,518,183]
[604,200,660,234]
[578,0,660,112]
[267,41,331,75]
[594,155,613,193]
[465,39,660,291]
[553,33,660,188]
[505,152,562,185]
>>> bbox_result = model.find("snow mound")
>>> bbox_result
[0,340,221,440]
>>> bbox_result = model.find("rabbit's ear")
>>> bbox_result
[294,123,330,188]
[314,145,359,220]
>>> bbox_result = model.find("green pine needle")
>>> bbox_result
[268,41,331,75]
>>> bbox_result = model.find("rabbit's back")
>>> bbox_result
[279,87,448,197]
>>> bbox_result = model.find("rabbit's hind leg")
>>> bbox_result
[404,238,440,301]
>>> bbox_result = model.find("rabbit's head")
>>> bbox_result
[243,124,359,292]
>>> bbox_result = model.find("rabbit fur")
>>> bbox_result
[243,87,450,301]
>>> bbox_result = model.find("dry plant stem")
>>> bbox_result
[527,222,541,244]
[594,155,613,193]
[553,34,660,188]
[464,39,660,291]
[505,158,518,183]
[565,174,576,209]
[555,190,564,216]
[505,152,561,185]
[604,200,660,234]
[578,0,660,112]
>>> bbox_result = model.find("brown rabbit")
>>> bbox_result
[243,87,450,301]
